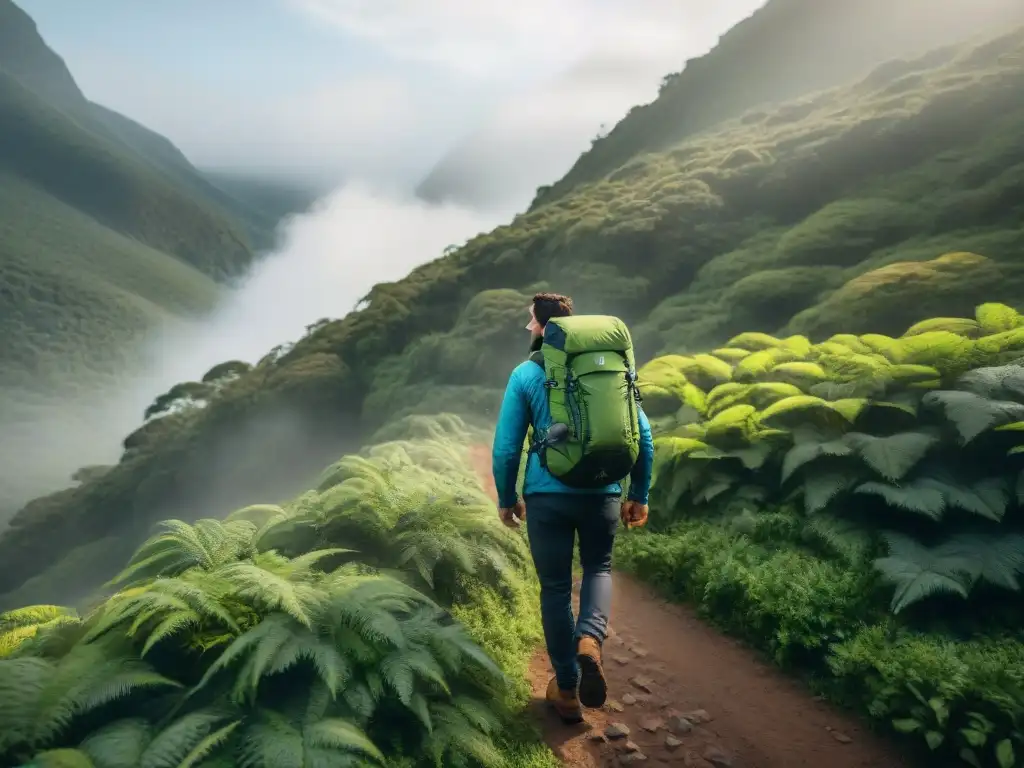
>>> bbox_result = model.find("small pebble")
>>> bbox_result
[832,731,853,744]
[665,735,683,750]
[622,693,638,706]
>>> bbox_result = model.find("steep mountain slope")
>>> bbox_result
[0,0,316,398]
[0,0,321,522]
[534,0,1024,208]
[2,10,1023,612]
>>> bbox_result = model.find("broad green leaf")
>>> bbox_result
[874,533,974,613]
[996,738,1015,768]
[845,431,938,481]
[781,439,852,483]
[803,470,859,514]
[922,390,1024,444]
[892,718,921,733]
[855,481,945,520]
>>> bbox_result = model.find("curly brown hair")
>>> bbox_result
[532,292,574,327]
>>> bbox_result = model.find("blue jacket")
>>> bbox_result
[491,357,655,509]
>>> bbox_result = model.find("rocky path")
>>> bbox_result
[466,444,908,767]
[527,574,908,767]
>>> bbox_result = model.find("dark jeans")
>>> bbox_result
[524,493,619,691]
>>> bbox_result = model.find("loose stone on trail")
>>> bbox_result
[682,708,712,724]
[667,714,694,734]
[639,716,664,733]
[606,722,631,740]
[630,675,655,693]
[703,746,734,767]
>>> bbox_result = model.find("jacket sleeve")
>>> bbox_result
[627,406,655,505]
[492,367,530,508]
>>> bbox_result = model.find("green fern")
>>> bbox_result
[854,481,946,520]
[843,431,939,482]
[934,533,1024,591]
[874,532,975,613]
[803,470,861,515]
[922,390,1024,444]
[957,363,1024,400]
[802,513,875,566]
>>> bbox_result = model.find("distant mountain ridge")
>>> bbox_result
[0,0,319,518]
[532,0,1024,208]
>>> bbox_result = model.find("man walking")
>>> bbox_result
[491,292,654,724]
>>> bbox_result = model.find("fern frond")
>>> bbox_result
[802,514,874,566]
[844,431,939,482]
[922,390,1024,444]
[934,533,1024,592]
[781,438,852,483]
[874,532,975,613]
[802,470,860,514]
[957,363,1024,400]
[854,481,945,520]
[915,475,1010,522]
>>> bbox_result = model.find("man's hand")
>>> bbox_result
[498,500,527,528]
[620,500,648,529]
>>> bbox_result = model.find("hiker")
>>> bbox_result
[491,292,654,724]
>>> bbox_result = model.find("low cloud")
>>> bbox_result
[172,182,515,369]
[412,0,768,207]
[291,0,767,81]
[72,54,435,184]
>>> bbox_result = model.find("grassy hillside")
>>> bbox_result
[0,0,324,520]
[2,7,1023,638]
[534,0,1024,208]
[0,0,318,390]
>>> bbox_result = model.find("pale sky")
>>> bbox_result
[18,0,766,190]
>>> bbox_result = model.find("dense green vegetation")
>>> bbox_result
[617,301,1024,766]
[5,5,1024,766]
[535,0,1024,206]
[0,417,558,768]
[5,19,1024,607]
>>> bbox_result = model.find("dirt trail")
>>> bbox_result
[467,444,908,767]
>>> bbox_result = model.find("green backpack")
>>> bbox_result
[529,315,642,488]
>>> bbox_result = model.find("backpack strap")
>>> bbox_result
[529,349,544,369]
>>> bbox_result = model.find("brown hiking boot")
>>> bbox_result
[546,677,583,724]
[576,634,608,708]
